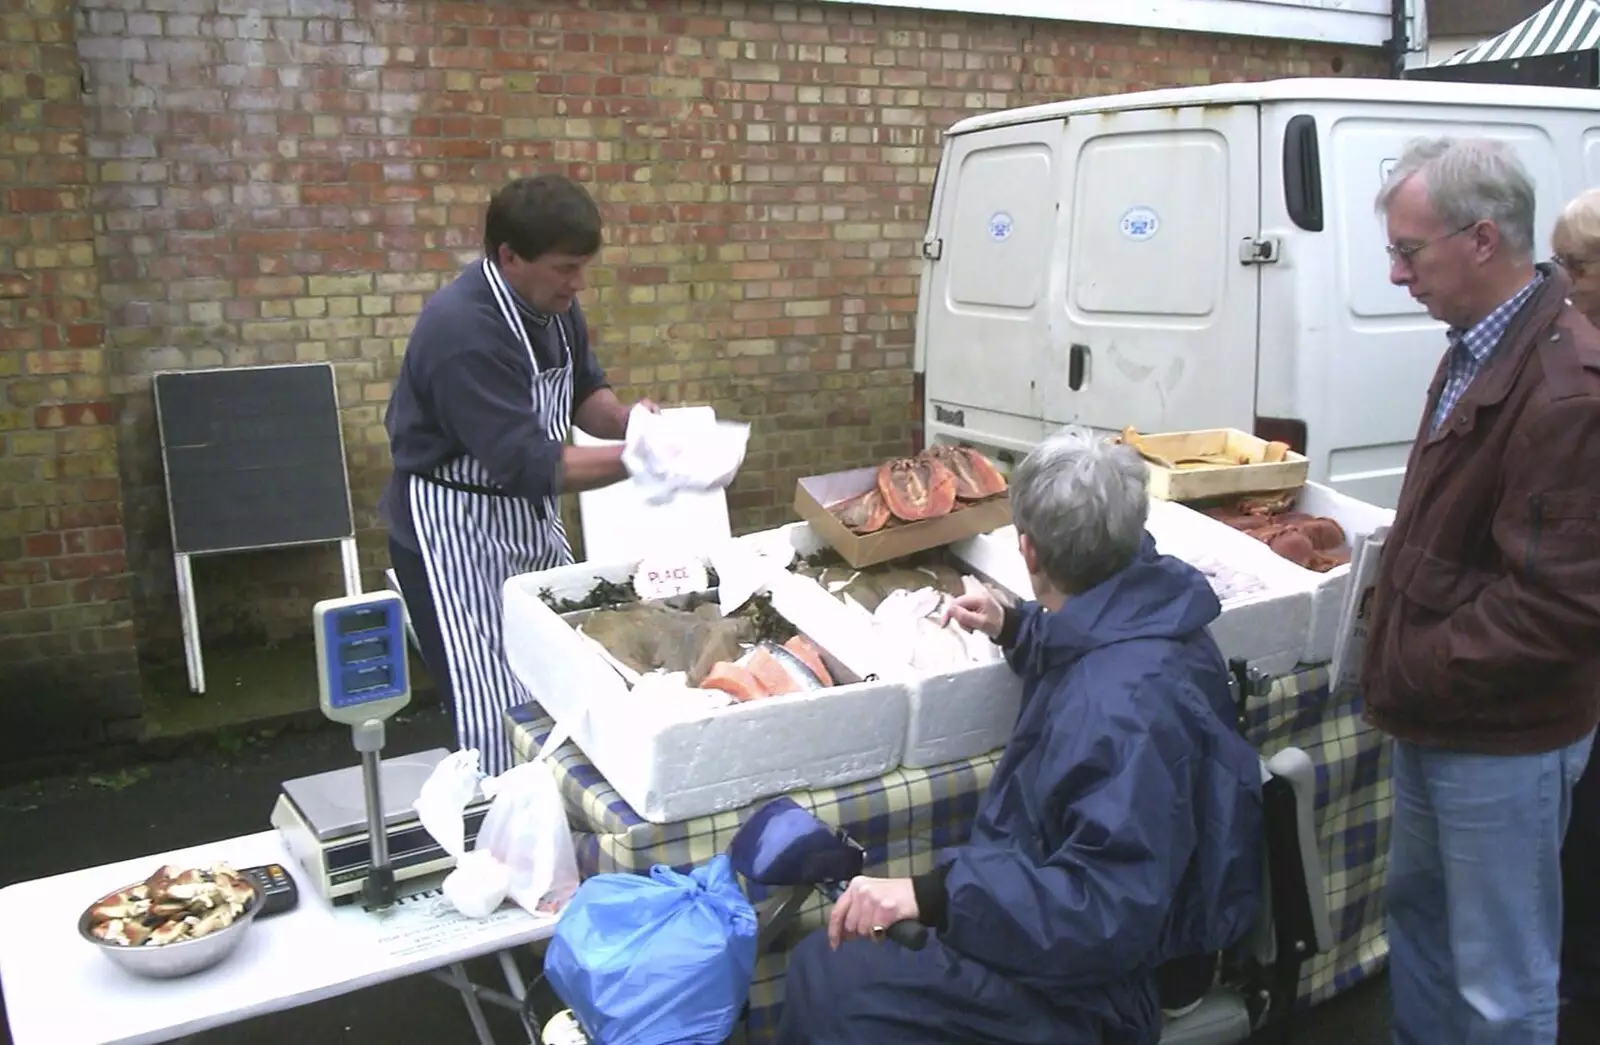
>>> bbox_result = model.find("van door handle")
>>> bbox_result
[1068,344,1089,391]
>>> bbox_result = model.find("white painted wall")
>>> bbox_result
[817,0,1416,49]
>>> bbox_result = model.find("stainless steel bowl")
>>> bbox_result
[77,877,264,979]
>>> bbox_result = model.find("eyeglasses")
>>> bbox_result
[1554,252,1592,277]
[1385,222,1479,265]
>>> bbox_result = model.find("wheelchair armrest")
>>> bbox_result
[1263,746,1333,958]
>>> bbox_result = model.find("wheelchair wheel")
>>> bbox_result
[519,972,590,1045]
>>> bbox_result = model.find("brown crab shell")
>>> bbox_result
[876,456,957,522]
[830,487,892,534]
[922,445,1007,501]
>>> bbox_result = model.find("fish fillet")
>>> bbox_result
[700,662,767,702]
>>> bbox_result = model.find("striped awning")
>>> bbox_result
[1435,0,1600,66]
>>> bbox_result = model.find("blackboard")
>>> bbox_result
[154,363,355,555]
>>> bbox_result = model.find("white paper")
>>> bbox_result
[622,404,751,506]
[708,535,794,616]
[1330,526,1387,692]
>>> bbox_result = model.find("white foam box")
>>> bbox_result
[740,522,1025,768]
[501,556,909,825]
[1223,481,1396,665]
[952,497,1319,678]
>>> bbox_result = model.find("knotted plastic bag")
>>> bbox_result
[542,854,759,1045]
[413,750,579,918]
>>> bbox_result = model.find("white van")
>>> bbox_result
[912,77,1600,508]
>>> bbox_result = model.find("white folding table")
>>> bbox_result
[0,830,558,1045]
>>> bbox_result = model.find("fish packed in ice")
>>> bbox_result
[794,553,1006,671]
[572,594,838,705]
[1185,554,1268,602]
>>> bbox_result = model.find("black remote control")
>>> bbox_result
[239,863,300,918]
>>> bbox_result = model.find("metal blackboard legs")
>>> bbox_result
[339,537,362,598]
[177,537,366,695]
[176,552,204,694]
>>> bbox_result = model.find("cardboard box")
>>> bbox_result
[793,466,1012,569]
[1130,428,1309,502]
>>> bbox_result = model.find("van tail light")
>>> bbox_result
[910,372,926,454]
[1253,416,1308,455]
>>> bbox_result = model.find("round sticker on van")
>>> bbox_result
[1120,206,1160,242]
[988,212,1014,242]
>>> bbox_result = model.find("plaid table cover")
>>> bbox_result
[507,663,1391,1041]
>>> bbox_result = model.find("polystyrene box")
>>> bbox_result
[954,497,1319,679]
[1281,483,1395,664]
[740,522,1024,768]
[501,555,909,825]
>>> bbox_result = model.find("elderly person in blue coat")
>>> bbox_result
[777,425,1265,1045]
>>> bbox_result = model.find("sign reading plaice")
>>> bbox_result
[632,556,709,601]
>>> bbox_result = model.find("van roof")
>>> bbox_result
[945,76,1600,136]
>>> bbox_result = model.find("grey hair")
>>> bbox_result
[1009,425,1149,595]
[1375,137,1536,257]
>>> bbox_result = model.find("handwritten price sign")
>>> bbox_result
[632,556,709,601]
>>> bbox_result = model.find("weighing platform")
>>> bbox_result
[272,748,493,907]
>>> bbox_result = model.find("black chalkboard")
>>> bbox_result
[154,363,354,555]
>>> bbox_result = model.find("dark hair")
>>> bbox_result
[483,174,603,261]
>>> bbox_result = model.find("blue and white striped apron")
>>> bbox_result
[409,258,575,776]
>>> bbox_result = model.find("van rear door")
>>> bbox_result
[1042,104,1262,437]
[1313,108,1566,507]
[919,119,1063,456]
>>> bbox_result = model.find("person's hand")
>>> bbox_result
[943,585,1004,640]
[636,397,661,414]
[827,876,919,950]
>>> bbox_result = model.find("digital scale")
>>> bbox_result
[270,591,491,908]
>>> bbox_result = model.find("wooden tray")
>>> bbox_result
[1121,427,1309,502]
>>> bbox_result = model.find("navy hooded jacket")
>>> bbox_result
[913,533,1264,1013]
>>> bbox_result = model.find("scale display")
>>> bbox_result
[313,592,411,722]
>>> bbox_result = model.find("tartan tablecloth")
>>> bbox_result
[506,662,1392,1041]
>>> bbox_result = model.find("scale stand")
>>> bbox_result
[312,590,413,910]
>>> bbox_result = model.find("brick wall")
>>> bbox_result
[57,0,1382,666]
[0,0,140,754]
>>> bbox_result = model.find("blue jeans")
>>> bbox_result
[1387,732,1595,1045]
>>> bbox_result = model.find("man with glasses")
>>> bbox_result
[1362,137,1600,1045]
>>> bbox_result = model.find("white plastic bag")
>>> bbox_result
[414,750,511,918]
[413,749,580,918]
[475,758,581,914]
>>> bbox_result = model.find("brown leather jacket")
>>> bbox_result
[1361,265,1600,754]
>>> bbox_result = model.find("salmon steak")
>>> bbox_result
[922,445,1007,502]
[699,662,767,702]
[783,635,834,687]
[744,647,803,697]
[877,456,957,522]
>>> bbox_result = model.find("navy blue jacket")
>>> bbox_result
[916,534,1263,1020]
[380,260,611,551]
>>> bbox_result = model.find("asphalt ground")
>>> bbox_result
[0,701,1400,1045]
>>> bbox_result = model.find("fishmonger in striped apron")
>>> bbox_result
[380,175,654,776]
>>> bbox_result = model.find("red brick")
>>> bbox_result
[1,0,1384,704]
[6,187,70,213]
[23,532,62,558]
